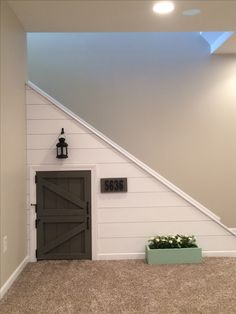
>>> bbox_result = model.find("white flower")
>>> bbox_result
[177,238,181,242]
[169,240,173,244]
[155,238,160,242]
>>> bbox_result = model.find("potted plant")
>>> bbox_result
[146,234,202,265]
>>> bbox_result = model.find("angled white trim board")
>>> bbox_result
[27,81,236,239]
[231,228,236,234]
[0,256,29,299]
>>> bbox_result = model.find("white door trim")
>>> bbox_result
[29,164,97,262]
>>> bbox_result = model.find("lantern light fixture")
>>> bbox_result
[56,128,68,159]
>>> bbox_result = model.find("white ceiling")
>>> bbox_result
[8,0,236,53]
[8,0,236,32]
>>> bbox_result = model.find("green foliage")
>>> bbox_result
[148,234,198,249]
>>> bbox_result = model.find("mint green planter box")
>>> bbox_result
[146,245,202,265]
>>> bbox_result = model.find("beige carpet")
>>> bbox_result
[0,258,236,314]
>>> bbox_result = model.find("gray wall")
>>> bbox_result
[0,1,27,288]
[27,33,236,227]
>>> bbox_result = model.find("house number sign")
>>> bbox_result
[100,178,127,193]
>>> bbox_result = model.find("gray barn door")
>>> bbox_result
[36,171,91,260]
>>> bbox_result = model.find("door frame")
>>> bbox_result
[29,165,97,262]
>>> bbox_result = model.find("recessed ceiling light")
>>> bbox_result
[153,1,175,15]
[182,9,201,16]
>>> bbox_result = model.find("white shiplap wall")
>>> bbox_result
[26,85,236,260]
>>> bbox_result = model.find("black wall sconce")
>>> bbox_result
[56,128,68,159]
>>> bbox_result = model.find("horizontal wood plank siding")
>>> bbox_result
[27,134,108,149]
[126,177,167,192]
[26,87,236,259]
[27,148,128,164]
[26,90,51,105]
[98,221,229,238]
[27,104,70,120]
[96,163,150,178]
[97,192,189,208]
[97,206,211,223]
[27,119,89,134]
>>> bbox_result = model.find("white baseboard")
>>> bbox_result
[97,251,236,260]
[0,256,29,299]
[203,251,236,257]
[97,253,145,260]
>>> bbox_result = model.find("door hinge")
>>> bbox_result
[31,203,37,213]
[35,175,37,184]
[35,249,38,258]
[86,217,90,230]
[35,219,38,228]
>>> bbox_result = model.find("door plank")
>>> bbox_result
[40,222,86,255]
[38,209,86,216]
[40,178,87,209]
